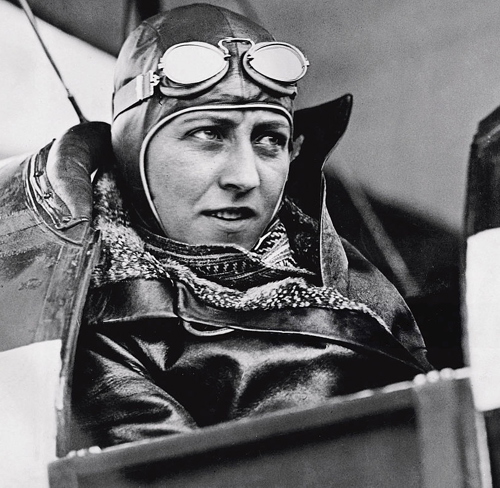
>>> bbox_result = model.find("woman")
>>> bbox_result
[67,4,431,449]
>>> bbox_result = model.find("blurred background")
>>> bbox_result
[3,0,500,367]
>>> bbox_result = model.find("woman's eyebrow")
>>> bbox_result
[256,120,291,131]
[176,113,239,128]
[176,113,291,130]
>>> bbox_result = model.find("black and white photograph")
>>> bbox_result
[1,1,500,486]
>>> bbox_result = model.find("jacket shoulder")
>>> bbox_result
[0,148,99,353]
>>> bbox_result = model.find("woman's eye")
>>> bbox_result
[256,133,287,148]
[191,129,221,141]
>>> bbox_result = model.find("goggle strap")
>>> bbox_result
[113,71,159,120]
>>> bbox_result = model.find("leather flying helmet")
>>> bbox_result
[111,3,308,233]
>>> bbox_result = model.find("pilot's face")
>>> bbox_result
[145,109,291,249]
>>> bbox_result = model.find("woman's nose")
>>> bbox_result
[219,140,260,192]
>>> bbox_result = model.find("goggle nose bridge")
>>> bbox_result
[217,37,255,58]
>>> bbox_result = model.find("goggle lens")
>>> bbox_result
[247,44,308,83]
[160,43,227,85]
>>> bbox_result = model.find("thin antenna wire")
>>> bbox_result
[18,0,88,123]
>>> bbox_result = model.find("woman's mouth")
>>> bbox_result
[203,207,255,221]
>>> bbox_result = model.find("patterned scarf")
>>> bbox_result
[90,170,388,328]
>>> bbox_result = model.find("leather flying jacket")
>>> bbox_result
[0,96,431,462]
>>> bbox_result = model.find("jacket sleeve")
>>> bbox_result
[71,324,197,449]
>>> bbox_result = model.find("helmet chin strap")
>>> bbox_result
[271,183,287,221]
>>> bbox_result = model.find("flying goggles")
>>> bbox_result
[113,37,309,120]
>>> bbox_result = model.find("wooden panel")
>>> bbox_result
[76,415,418,488]
[49,372,486,488]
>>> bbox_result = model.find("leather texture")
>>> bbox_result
[0,146,98,352]
[72,312,426,448]
[0,96,431,455]
[73,246,430,449]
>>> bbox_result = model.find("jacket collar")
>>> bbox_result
[287,94,353,290]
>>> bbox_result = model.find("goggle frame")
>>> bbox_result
[112,38,309,120]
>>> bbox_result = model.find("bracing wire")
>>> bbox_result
[18,0,88,123]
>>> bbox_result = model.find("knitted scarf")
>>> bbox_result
[90,170,388,329]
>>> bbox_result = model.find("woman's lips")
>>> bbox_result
[202,207,256,221]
